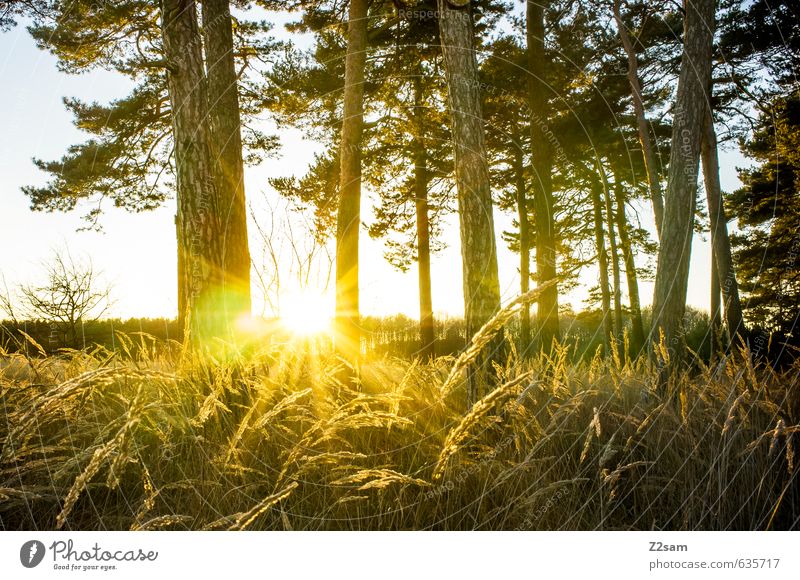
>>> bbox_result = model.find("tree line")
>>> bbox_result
[3,0,798,395]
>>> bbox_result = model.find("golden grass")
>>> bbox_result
[0,331,798,530]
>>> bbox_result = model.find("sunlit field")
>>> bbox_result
[1,319,798,531]
[1,0,798,541]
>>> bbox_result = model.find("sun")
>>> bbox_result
[280,290,331,336]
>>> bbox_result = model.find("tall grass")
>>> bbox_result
[0,329,798,530]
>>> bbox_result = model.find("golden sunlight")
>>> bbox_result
[279,290,331,336]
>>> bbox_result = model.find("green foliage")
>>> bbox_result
[718,0,800,88]
[23,85,171,226]
[362,31,453,271]
[728,90,800,332]
[269,152,340,239]
[20,1,279,228]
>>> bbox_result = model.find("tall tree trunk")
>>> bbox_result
[651,0,716,369]
[513,146,532,355]
[591,179,613,352]
[613,0,665,238]
[413,74,435,359]
[612,174,646,357]
[526,0,560,352]
[701,110,746,344]
[201,0,252,324]
[437,0,502,405]
[414,155,435,359]
[335,0,368,362]
[609,218,623,341]
[161,0,225,344]
[176,214,186,336]
[600,162,623,338]
[710,248,721,356]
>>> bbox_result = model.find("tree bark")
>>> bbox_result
[612,174,646,357]
[413,74,435,359]
[710,247,721,356]
[335,0,369,362]
[600,162,623,338]
[613,0,665,238]
[176,214,186,336]
[201,0,252,324]
[437,0,502,405]
[701,109,746,344]
[591,178,613,352]
[513,147,532,355]
[161,0,225,344]
[609,214,623,341]
[526,0,560,352]
[651,0,716,368]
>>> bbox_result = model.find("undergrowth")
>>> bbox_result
[1,329,798,530]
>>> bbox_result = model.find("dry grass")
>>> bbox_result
[0,329,798,530]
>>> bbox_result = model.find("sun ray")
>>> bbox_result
[280,290,331,336]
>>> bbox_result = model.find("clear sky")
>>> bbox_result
[0,15,751,322]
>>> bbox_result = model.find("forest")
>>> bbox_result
[0,0,798,531]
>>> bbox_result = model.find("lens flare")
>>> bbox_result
[280,291,331,336]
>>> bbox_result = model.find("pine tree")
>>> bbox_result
[437,0,502,405]
[651,0,716,369]
[612,0,671,237]
[526,0,560,351]
[333,0,369,362]
[482,36,533,353]
[364,48,453,359]
[21,0,277,343]
[161,0,227,341]
[203,0,253,324]
[727,90,800,334]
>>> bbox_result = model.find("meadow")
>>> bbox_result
[1,315,798,531]
[2,0,798,540]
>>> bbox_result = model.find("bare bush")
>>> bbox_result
[1,250,112,348]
